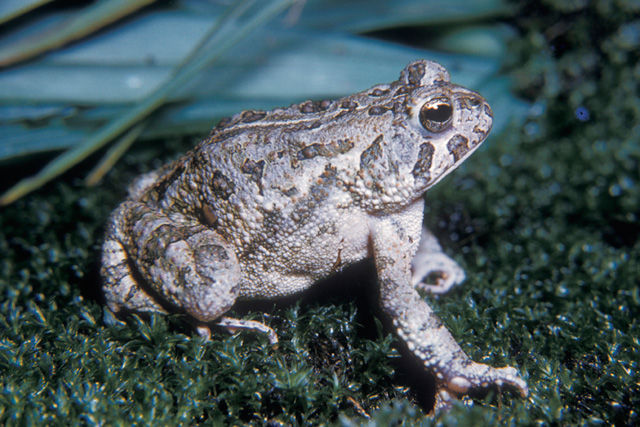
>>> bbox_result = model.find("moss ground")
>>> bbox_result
[1,1,639,424]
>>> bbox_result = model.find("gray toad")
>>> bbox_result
[101,60,527,404]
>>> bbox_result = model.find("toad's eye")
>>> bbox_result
[419,98,453,133]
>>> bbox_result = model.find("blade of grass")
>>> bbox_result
[297,0,512,32]
[0,0,157,68]
[0,0,295,205]
[0,0,54,26]
[85,121,147,186]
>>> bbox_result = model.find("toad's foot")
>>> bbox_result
[394,311,528,403]
[433,364,528,412]
[197,316,279,345]
[436,361,528,400]
[411,226,465,294]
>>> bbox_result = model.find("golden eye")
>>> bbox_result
[419,97,453,133]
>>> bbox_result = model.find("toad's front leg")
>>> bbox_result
[370,216,528,406]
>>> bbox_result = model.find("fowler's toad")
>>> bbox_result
[102,60,527,404]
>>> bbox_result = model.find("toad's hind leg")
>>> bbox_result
[102,202,168,315]
[411,226,466,294]
[101,201,276,342]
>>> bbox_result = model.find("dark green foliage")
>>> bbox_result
[1,0,639,424]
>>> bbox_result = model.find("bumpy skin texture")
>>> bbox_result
[101,60,527,403]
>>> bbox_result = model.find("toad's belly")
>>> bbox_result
[236,211,371,298]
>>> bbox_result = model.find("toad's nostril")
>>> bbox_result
[468,97,482,108]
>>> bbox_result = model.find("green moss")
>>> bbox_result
[1,0,639,424]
